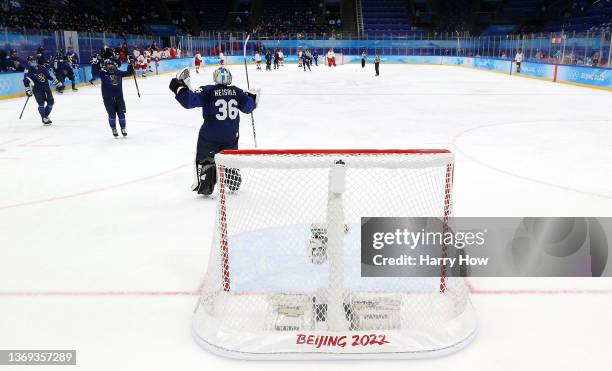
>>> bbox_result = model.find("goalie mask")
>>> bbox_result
[213,67,232,85]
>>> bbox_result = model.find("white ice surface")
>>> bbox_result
[1,63,611,369]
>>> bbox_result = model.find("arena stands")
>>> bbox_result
[546,0,612,32]
[488,0,612,34]
[0,0,146,34]
[498,0,542,24]
[432,0,476,33]
[254,0,339,38]
[1,0,612,51]
[195,0,233,31]
[361,0,414,36]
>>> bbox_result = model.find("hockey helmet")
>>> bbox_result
[213,67,232,85]
[26,55,37,67]
[104,58,118,72]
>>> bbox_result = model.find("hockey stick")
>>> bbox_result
[120,33,140,98]
[243,34,258,148]
[131,62,141,98]
[19,95,30,119]
[20,77,35,119]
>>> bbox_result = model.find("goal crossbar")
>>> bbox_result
[221,149,451,155]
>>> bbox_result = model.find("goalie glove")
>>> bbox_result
[25,86,33,97]
[169,78,188,95]
[246,88,260,108]
[175,67,192,90]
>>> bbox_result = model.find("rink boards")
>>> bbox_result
[1,54,611,100]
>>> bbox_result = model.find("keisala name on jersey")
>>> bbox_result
[296,334,390,348]
[214,88,237,97]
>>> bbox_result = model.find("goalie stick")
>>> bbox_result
[243,34,258,148]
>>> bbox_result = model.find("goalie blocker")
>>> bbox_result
[169,67,260,195]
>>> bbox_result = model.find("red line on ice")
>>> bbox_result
[0,290,199,297]
[1,287,611,297]
[0,163,190,210]
[469,288,612,295]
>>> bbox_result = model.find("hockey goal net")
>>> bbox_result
[193,149,476,359]
[324,52,344,66]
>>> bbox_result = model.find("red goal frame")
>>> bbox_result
[220,149,451,155]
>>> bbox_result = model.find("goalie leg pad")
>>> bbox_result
[192,158,216,196]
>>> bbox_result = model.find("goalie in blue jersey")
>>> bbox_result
[169,66,260,196]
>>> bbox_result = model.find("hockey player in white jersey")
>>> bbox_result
[514,48,524,73]
[326,49,336,67]
[194,51,203,73]
[254,51,262,70]
[135,54,148,77]
[143,49,154,73]
[297,49,303,68]
[152,49,161,70]
[278,50,285,66]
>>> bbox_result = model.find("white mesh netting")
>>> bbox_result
[324,53,344,65]
[192,150,477,359]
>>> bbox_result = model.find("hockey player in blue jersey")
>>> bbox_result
[53,50,78,92]
[23,55,64,125]
[168,66,260,195]
[98,58,134,137]
[89,53,102,84]
[66,46,79,67]
[36,46,50,68]
[7,49,24,71]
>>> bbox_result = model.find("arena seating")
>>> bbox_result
[546,0,612,32]
[195,0,232,31]
[255,0,336,37]
[490,0,612,34]
[361,0,414,36]
[498,0,541,22]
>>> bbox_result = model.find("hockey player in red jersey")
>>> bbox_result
[194,51,203,74]
[254,51,262,70]
[326,49,336,67]
[134,54,148,77]
[143,49,154,73]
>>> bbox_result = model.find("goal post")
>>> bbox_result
[324,52,344,66]
[193,149,477,359]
